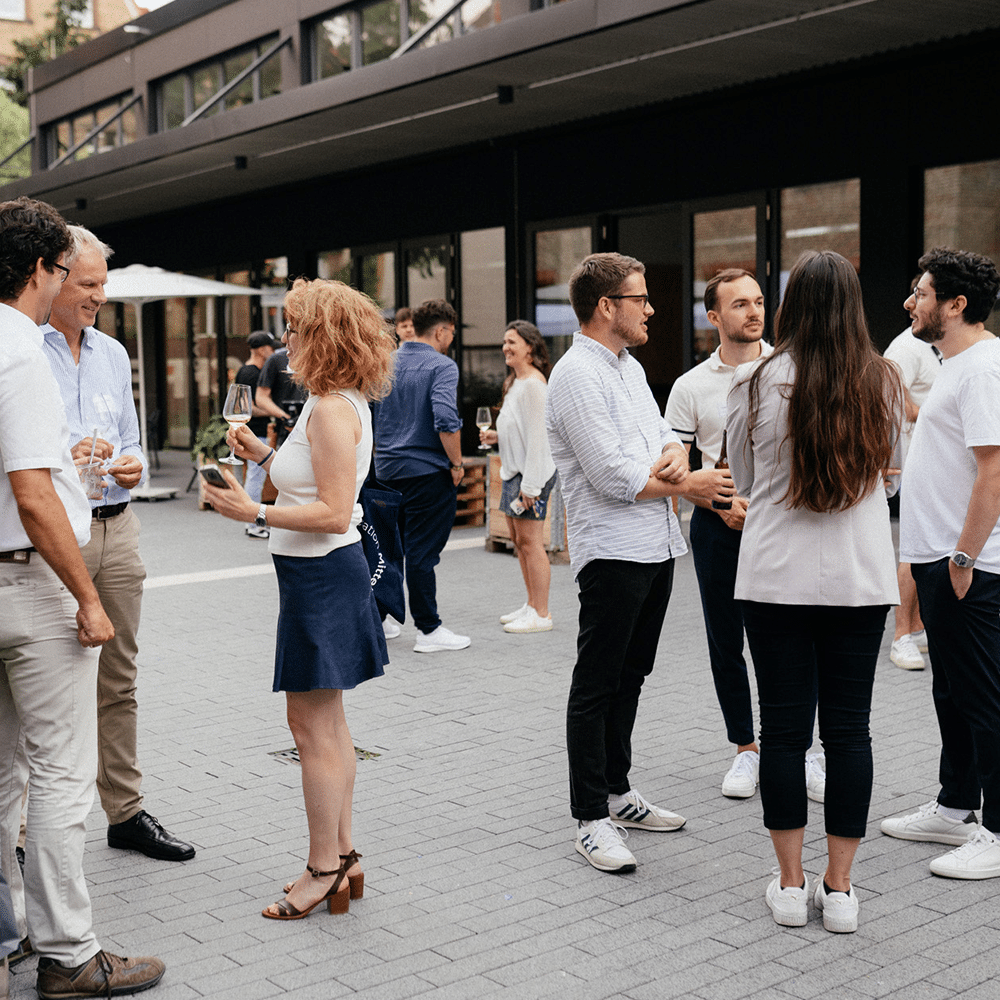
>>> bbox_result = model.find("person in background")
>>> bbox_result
[394,306,415,342]
[204,278,393,919]
[235,330,277,539]
[480,320,557,634]
[727,250,902,934]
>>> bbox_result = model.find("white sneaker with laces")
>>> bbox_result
[609,789,685,831]
[805,752,826,803]
[245,524,270,539]
[880,799,977,845]
[382,617,401,639]
[499,603,529,624]
[814,879,859,932]
[575,818,636,872]
[910,629,928,652]
[413,625,471,652]
[929,828,1000,879]
[890,635,925,670]
[722,750,759,798]
[503,608,553,633]
[765,871,808,927]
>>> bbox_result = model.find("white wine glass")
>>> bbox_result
[220,383,253,465]
[476,406,492,451]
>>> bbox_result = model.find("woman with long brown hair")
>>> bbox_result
[727,250,902,934]
[479,320,557,633]
[204,278,393,920]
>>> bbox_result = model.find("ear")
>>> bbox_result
[706,309,721,331]
[950,294,968,318]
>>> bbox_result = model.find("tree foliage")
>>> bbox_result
[3,0,92,107]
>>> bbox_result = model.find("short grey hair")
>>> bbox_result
[65,224,113,268]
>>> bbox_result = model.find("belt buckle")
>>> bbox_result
[0,550,30,563]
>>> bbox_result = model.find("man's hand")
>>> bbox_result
[76,601,114,648]
[717,495,748,530]
[450,465,464,487]
[653,444,689,485]
[71,437,114,464]
[949,560,973,601]
[106,455,143,490]
[681,468,735,506]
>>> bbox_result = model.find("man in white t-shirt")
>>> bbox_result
[881,247,1000,881]
[884,314,942,671]
[666,270,790,800]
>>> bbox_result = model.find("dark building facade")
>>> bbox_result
[4,0,1000,449]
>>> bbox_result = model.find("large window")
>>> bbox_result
[155,34,282,132]
[460,227,507,402]
[43,92,138,166]
[534,226,591,362]
[780,178,860,292]
[926,159,1000,328]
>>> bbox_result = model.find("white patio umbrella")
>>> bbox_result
[102,264,264,498]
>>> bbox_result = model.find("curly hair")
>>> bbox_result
[283,278,394,400]
[745,250,902,513]
[918,247,1000,325]
[0,197,70,302]
[412,299,457,337]
[500,319,550,400]
[568,252,645,324]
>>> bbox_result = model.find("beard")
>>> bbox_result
[611,317,647,349]
[913,308,945,343]
[724,322,763,344]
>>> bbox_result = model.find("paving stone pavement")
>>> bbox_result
[8,451,997,999]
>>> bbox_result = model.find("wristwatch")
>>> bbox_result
[950,550,976,569]
[254,504,268,528]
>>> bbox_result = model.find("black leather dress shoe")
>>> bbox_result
[107,810,196,861]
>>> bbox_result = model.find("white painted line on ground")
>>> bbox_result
[145,563,275,589]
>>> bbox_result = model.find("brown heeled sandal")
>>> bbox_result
[262,863,349,920]
[284,850,364,899]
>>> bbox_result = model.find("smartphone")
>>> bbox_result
[199,464,231,489]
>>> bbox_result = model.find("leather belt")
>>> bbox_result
[0,547,35,563]
[93,501,129,520]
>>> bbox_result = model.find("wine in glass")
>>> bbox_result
[476,407,492,451]
[220,383,253,465]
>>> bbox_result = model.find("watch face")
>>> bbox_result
[952,552,972,567]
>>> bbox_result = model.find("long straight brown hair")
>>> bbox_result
[746,251,902,513]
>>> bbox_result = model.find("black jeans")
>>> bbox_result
[382,470,457,634]
[912,559,1000,833]
[741,601,889,838]
[689,505,754,747]
[567,558,674,821]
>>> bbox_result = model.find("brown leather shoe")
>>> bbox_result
[36,950,164,998]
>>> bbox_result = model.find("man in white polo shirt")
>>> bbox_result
[0,197,164,998]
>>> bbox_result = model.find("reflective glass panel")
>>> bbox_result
[223,49,254,110]
[315,14,352,78]
[406,244,449,305]
[361,1,399,65]
[160,75,186,130]
[926,159,1000,327]
[780,178,860,295]
[410,0,454,48]
[692,206,756,363]
[317,249,353,284]
[192,65,221,118]
[534,226,591,362]
[71,110,96,160]
[258,49,282,99]
[358,251,396,316]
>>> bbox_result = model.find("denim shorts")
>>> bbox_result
[500,471,557,520]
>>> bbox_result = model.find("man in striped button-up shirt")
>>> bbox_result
[546,252,733,874]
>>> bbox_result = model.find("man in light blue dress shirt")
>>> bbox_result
[41,226,194,865]
[546,252,734,873]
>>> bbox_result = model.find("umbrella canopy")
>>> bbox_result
[102,264,265,478]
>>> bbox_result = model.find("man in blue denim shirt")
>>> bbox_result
[373,299,470,652]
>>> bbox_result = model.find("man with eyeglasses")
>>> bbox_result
[0,198,165,997]
[546,252,735,873]
[880,247,1000,881]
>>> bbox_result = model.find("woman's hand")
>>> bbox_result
[480,428,498,448]
[227,423,271,465]
[518,490,535,512]
[202,468,259,523]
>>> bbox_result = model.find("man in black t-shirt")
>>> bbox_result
[235,331,276,536]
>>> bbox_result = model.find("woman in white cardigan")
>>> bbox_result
[727,251,902,934]
[480,320,557,633]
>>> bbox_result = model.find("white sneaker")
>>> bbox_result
[929,827,1000,879]
[765,871,808,927]
[499,603,528,624]
[413,625,471,653]
[722,750,759,798]
[382,617,401,639]
[245,523,270,539]
[880,800,977,845]
[890,635,925,670]
[609,789,685,831]
[805,752,826,804]
[814,879,859,933]
[910,629,928,652]
[575,818,636,872]
[503,608,553,633]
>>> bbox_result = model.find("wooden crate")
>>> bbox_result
[454,456,486,526]
[485,453,567,557]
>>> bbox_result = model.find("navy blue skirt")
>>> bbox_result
[272,542,388,692]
